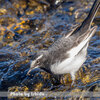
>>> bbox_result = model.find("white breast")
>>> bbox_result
[50,43,88,75]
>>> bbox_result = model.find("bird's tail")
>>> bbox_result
[72,0,100,36]
[81,0,100,30]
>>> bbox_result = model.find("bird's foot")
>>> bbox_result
[70,72,76,87]
[71,80,75,86]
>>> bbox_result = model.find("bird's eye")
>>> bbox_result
[36,60,40,64]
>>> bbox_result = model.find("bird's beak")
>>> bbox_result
[27,69,32,75]
[27,66,39,75]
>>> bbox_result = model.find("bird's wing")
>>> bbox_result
[68,26,97,57]
[65,24,80,38]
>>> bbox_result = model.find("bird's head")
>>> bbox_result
[27,54,45,75]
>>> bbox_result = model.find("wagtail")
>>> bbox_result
[27,0,100,85]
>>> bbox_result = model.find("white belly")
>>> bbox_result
[50,54,86,74]
[50,44,88,75]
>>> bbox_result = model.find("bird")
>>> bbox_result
[27,0,100,85]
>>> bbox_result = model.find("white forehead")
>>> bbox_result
[36,54,43,60]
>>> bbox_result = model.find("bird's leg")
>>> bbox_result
[70,72,75,86]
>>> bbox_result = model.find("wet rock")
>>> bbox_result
[3,31,15,43]
[21,70,53,91]
[0,8,7,16]
[0,1,99,100]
